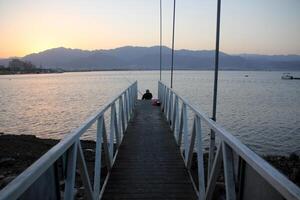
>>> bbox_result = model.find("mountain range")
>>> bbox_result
[1,46,300,71]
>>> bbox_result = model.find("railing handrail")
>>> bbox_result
[0,81,138,200]
[158,80,300,200]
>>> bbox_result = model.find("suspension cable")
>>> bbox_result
[159,0,162,81]
[170,0,176,88]
[212,0,221,121]
[208,0,222,177]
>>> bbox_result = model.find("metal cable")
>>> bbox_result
[170,0,176,88]
[212,0,221,121]
[159,0,162,81]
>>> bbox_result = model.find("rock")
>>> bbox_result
[291,168,299,179]
[290,153,299,162]
[20,134,36,139]
[213,182,226,200]
[83,149,95,161]
[0,157,16,166]
[84,149,95,153]
[0,132,4,135]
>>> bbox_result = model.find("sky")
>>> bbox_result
[0,0,299,58]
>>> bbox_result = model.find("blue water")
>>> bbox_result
[0,71,299,155]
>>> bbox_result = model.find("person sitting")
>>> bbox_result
[142,89,153,100]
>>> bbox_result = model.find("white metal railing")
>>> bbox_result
[158,81,300,200]
[0,81,138,200]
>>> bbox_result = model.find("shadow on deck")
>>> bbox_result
[102,100,197,199]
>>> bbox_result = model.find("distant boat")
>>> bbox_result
[281,73,294,80]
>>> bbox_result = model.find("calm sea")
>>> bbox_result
[0,71,299,155]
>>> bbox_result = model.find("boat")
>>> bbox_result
[281,73,294,80]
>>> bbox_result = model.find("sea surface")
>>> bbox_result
[0,70,299,156]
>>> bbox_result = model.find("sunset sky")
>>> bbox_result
[0,0,299,58]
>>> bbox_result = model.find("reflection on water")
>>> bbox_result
[0,71,299,155]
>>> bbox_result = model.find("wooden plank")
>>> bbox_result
[102,100,197,199]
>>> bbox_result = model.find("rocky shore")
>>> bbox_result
[0,134,299,196]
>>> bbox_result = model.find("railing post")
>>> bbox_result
[171,95,178,133]
[166,89,170,119]
[206,143,223,200]
[168,91,173,125]
[123,93,128,129]
[113,103,120,147]
[187,117,196,169]
[119,96,125,137]
[158,82,161,100]
[130,86,133,114]
[222,142,236,200]
[182,103,189,164]
[178,103,184,145]
[101,117,111,170]
[164,88,167,116]
[163,86,168,113]
[127,88,131,120]
[208,131,216,178]
[93,117,103,199]
[109,103,116,161]
[126,90,130,122]
[161,84,165,111]
[135,82,138,101]
[128,87,132,116]
[64,141,78,200]
[77,142,93,200]
[196,116,205,200]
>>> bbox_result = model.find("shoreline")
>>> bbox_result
[1,69,300,75]
[0,134,299,192]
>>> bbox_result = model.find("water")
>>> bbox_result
[0,71,299,155]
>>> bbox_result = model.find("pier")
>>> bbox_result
[0,81,300,200]
[102,100,197,199]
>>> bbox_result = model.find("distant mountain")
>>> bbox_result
[0,58,10,67]
[1,46,300,71]
[22,47,92,68]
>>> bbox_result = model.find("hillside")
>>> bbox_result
[1,46,300,71]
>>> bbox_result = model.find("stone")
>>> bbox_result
[0,157,15,166]
[84,149,95,153]
[290,153,299,162]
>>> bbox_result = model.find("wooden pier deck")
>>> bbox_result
[102,100,197,199]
